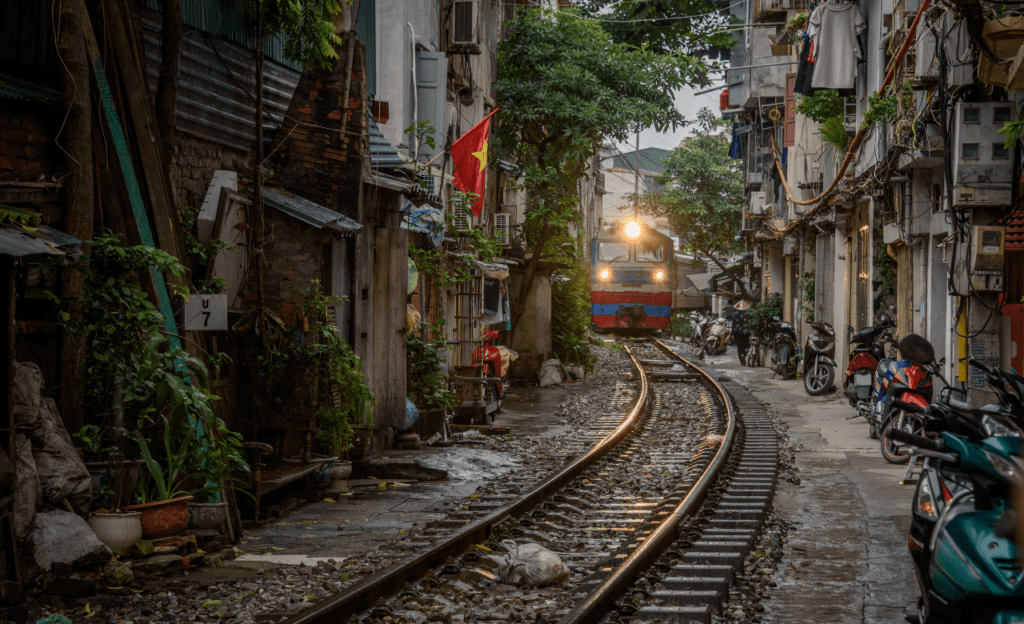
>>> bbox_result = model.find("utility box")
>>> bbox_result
[749,191,768,215]
[952,102,1013,208]
[970,225,1005,292]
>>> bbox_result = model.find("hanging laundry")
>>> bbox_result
[729,123,744,159]
[807,1,866,90]
[794,36,816,96]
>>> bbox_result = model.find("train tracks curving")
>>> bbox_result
[277,339,779,624]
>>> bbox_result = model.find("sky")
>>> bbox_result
[613,78,727,153]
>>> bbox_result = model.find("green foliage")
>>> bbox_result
[134,417,197,503]
[747,293,783,340]
[551,234,596,371]
[876,225,897,302]
[788,12,809,32]
[795,90,845,125]
[818,116,851,157]
[1000,101,1024,150]
[403,121,438,162]
[574,0,737,56]
[406,332,455,409]
[863,92,898,126]
[668,316,693,337]
[800,272,815,323]
[494,8,706,234]
[236,0,345,69]
[180,205,233,294]
[299,281,373,457]
[638,108,744,292]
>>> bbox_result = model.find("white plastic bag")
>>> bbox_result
[497,540,570,587]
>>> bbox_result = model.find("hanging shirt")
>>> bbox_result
[808,2,866,90]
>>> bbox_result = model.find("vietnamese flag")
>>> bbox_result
[451,108,499,217]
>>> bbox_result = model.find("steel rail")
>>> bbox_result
[279,344,650,624]
[556,339,738,624]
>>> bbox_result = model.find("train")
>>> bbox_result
[590,221,676,331]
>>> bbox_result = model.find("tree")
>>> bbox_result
[493,8,706,344]
[235,0,344,326]
[638,108,748,298]
[575,0,736,57]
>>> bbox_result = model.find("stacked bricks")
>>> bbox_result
[271,32,367,222]
[0,105,55,174]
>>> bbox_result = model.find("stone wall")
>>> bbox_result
[253,209,331,311]
[167,131,248,210]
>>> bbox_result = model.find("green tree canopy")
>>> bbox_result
[638,108,747,297]
[575,0,737,56]
[237,0,344,68]
[493,7,708,336]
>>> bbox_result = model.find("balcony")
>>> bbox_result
[754,0,809,23]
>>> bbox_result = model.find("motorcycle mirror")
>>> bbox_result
[937,356,946,367]
[897,334,935,365]
[848,325,855,333]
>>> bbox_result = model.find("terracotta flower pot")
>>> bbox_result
[124,495,193,539]
[88,511,143,550]
[188,501,229,531]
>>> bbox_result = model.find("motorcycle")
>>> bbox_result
[844,316,896,408]
[884,336,1024,624]
[471,330,509,414]
[766,317,798,380]
[690,312,710,351]
[703,316,731,356]
[802,321,836,396]
[875,334,935,464]
[745,335,762,367]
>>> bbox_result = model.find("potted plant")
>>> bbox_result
[124,417,197,539]
[186,416,252,531]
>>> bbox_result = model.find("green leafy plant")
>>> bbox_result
[818,116,851,158]
[876,224,897,304]
[746,293,783,341]
[796,90,846,125]
[407,331,455,409]
[551,233,597,371]
[863,92,898,126]
[787,12,809,32]
[668,315,693,337]
[180,204,233,294]
[999,101,1024,150]
[800,272,815,323]
[134,417,197,504]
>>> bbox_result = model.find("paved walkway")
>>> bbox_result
[701,345,917,624]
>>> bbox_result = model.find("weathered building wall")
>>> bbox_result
[0,104,57,174]
[167,132,248,209]
[271,33,367,221]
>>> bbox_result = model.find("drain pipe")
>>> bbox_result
[408,22,418,161]
[891,176,924,249]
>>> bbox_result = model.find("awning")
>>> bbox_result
[260,187,363,236]
[0,224,82,257]
[401,201,444,248]
[369,116,404,170]
[687,272,714,292]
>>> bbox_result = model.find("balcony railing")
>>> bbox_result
[754,0,809,23]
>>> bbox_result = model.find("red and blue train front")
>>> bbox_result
[591,290,672,329]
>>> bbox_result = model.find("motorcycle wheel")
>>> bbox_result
[803,360,834,396]
[779,346,792,380]
[704,340,716,356]
[880,410,923,464]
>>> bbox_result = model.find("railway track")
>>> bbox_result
[277,339,779,624]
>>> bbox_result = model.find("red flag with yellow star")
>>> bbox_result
[451,108,499,217]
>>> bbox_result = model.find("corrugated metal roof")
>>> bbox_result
[369,116,405,170]
[0,73,60,104]
[139,0,298,69]
[261,187,363,236]
[0,224,81,257]
[138,10,300,153]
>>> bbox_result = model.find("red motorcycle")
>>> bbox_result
[844,317,895,409]
[876,334,935,464]
[472,330,507,411]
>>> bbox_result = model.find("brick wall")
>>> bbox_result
[271,32,367,221]
[167,131,248,210]
[250,209,330,311]
[0,104,57,174]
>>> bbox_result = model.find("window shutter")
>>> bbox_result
[784,74,796,148]
[415,52,448,162]
[494,213,510,246]
[453,204,473,233]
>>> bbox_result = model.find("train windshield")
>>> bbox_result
[598,241,629,262]
[635,244,665,262]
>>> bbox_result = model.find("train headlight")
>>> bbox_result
[624,220,642,239]
[599,269,610,280]
[655,270,665,280]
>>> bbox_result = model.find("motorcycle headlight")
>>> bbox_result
[983,449,1024,485]
[982,414,1023,438]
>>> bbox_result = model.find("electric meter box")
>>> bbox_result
[970,225,1005,292]
[952,102,1013,208]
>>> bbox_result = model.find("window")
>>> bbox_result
[635,244,665,262]
[598,241,629,262]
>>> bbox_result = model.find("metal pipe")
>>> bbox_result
[408,22,418,160]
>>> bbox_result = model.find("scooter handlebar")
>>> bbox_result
[887,429,944,452]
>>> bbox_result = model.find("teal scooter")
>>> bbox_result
[886,335,1024,624]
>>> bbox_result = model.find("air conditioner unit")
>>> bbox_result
[450,0,480,52]
[952,102,1013,207]
[749,191,768,216]
[494,213,511,246]
[452,204,473,233]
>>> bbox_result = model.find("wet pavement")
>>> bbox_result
[696,343,917,624]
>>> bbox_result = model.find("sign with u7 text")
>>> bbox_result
[184,294,228,331]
